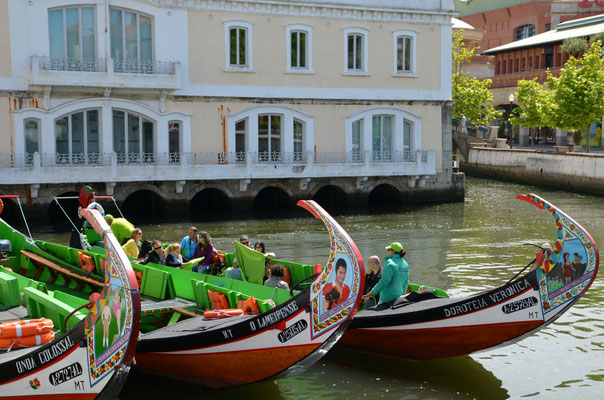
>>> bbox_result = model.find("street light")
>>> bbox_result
[507,93,515,148]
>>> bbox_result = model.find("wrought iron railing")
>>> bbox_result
[113,59,175,74]
[2,150,430,168]
[39,57,107,72]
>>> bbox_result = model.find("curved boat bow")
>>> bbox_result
[338,193,599,360]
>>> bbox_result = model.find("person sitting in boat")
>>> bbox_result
[165,243,184,268]
[230,234,252,270]
[138,240,153,260]
[137,240,165,265]
[264,264,289,290]
[225,262,243,280]
[122,228,143,259]
[105,214,136,245]
[322,258,350,310]
[363,255,382,307]
[180,226,199,262]
[364,242,409,309]
[531,242,553,273]
[192,231,214,273]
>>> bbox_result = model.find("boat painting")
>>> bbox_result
[0,199,140,398]
[337,194,599,360]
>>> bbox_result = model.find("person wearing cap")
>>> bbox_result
[105,214,135,245]
[365,242,409,308]
[531,242,553,273]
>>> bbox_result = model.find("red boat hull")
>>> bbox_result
[339,321,543,360]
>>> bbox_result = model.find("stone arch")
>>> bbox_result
[313,185,349,213]
[253,186,294,214]
[368,183,403,209]
[122,190,168,223]
[47,190,80,229]
[191,188,233,220]
[0,196,25,230]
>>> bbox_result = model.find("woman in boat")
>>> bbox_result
[192,231,214,273]
[264,264,289,289]
[165,243,184,268]
[138,240,166,265]
[322,258,350,310]
[363,255,382,307]
[122,228,143,258]
[365,242,408,308]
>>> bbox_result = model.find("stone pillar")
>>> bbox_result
[518,127,530,147]
[441,101,453,182]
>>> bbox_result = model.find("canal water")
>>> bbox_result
[30,177,604,399]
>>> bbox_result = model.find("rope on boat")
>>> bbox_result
[53,198,81,235]
[16,197,33,240]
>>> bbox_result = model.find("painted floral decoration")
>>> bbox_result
[29,378,40,390]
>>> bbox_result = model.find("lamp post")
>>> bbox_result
[507,93,515,148]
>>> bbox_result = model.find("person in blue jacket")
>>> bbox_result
[365,242,409,309]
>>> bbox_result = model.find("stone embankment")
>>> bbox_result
[462,147,604,195]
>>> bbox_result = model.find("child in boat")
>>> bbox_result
[364,242,408,308]
[264,264,289,290]
[122,228,143,258]
[165,243,183,268]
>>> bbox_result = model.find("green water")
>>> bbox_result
[31,177,604,399]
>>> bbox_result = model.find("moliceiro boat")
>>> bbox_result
[133,200,365,387]
[0,198,140,398]
[337,194,599,360]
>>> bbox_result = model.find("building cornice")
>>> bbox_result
[148,0,455,24]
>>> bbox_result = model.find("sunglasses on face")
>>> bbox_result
[154,247,162,250]
[242,241,249,245]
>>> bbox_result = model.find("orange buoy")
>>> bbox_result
[241,296,260,315]
[203,309,245,319]
[0,318,54,338]
[0,330,55,350]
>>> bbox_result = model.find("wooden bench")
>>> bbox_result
[21,250,104,292]
[554,145,571,153]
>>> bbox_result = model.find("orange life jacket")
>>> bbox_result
[78,252,96,274]
[203,309,244,319]
[208,290,230,310]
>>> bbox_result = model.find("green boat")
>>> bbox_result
[0,197,140,399]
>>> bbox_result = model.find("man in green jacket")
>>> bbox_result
[105,214,135,245]
[365,242,409,307]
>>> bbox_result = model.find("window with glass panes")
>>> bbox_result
[235,119,247,163]
[347,33,363,70]
[372,115,393,161]
[352,120,362,162]
[396,35,412,72]
[24,120,40,165]
[110,8,152,72]
[55,110,100,164]
[49,7,95,68]
[290,31,307,68]
[258,115,282,162]
[293,119,304,162]
[230,27,247,66]
[112,110,154,163]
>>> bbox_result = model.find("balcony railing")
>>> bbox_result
[37,57,177,75]
[3,150,429,168]
[491,67,562,88]
[39,57,107,72]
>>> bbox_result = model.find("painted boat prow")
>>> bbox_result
[134,200,364,387]
[0,200,140,398]
[338,194,598,361]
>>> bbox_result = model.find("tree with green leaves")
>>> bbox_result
[561,37,588,57]
[510,78,554,148]
[452,30,500,125]
[546,40,604,152]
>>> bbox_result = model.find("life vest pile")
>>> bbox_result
[0,318,55,350]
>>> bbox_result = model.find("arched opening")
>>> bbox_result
[253,187,293,215]
[0,197,25,230]
[122,190,167,223]
[48,191,80,230]
[368,184,403,210]
[313,185,349,214]
[191,189,232,220]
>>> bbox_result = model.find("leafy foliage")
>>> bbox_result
[452,30,500,125]
[510,78,553,129]
[561,37,588,57]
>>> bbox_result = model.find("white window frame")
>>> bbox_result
[227,106,314,164]
[48,6,97,63]
[343,27,369,76]
[54,108,101,164]
[285,23,313,74]
[109,7,155,69]
[345,107,421,162]
[224,20,255,72]
[392,30,417,77]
